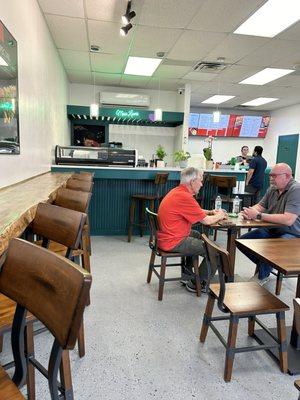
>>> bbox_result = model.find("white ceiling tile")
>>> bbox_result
[38,0,85,18]
[153,65,191,79]
[94,72,121,86]
[67,69,92,83]
[168,31,228,61]
[277,20,300,41]
[205,34,269,64]
[129,26,182,58]
[271,73,300,88]
[91,53,126,74]
[182,71,218,82]
[238,39,299,67]
[120,75,151,88]
[220,65,262,83]
[147,78,179,90]
[86,0,127,22]
[139,0,205,29]
[59,49,90,70]
[88,20,133,55]
[188,0,265,33]
[45,15,89,51]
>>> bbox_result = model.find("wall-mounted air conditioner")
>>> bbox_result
[99,92,150,108]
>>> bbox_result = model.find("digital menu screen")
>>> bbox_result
[188,113,270,138]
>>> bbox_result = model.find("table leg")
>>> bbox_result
[290,276,300,349]
[226,227,237,282]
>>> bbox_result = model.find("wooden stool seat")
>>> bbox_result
[209,282,289,315]
[0,366,24,399]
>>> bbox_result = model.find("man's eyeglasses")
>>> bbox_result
[269,173,286,178]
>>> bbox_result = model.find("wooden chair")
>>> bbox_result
[146,208,200,300]
[199,234,289,382]
[72,172,94,181]
[128,173,169,242]
[0,238,91,400]
[209,175,237,209]
[66,178,93,193]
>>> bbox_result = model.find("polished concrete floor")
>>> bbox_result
[1,232,298,399]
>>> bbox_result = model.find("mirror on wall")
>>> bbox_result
[0,20,19,154]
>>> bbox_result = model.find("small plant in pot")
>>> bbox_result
[203,135,214,169]
[174,150,191,168]
[155,144,167,167]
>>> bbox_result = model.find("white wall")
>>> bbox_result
[188,106,265,164]
[0,0,69,188]
[264,104,300,180]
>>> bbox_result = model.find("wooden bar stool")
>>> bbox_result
[145,208,201,300]
[199,234,289,382]
[72,172,95,181]
[0,238,91,400]
[66,178,94,193]
[127,173,169,242]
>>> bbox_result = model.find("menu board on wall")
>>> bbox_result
[188,113,270,138]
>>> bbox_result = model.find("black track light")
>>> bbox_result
[120,23,132,36]
[121,1,136,25]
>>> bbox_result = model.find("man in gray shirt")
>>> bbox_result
[238,163,300,282]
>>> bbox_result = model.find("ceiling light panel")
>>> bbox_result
[201,95,235,104]
[234,0,300,38]
[124,56,162,76]
[242,97,278,106]
[239,68,294,85]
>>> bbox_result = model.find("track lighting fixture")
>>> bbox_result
[120,1,135,36]
[120,23,132,36]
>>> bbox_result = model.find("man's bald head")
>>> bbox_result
[271,163,292,177]
[269,163,293,190]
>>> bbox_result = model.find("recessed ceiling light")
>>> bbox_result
[201,95,235,104]
[234,0,300,38]
[239,68,294,85]
[242,97,278,106]
[0,56,8,66]
[124,56,162,76]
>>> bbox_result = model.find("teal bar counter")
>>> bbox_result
[51,165,247,235]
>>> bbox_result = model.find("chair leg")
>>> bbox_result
[139,199,146,237]
[26,321,35,400]
[193,257,201,297]
[276,311,288,373]
[276,273,283,296]
[81,234,91,306]
[158,257,167,301]
[224,315,239,382]
[85,218,92,255]
[77,318,85,358]
[0,334,3,353]
[213,229,217,241]
[60,350,74,400]
[248,316,255,336]
[127,199,135,242]
[200,294,215,343]
[147,250,155,283]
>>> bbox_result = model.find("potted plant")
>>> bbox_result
[203,135,214,169]
[155,144,167,167]
[174,150,191,168]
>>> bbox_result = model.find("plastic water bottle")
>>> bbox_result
[232,196,240,214]
[215,195,222,210]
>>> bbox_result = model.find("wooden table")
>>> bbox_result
[209,216,283,281]
[0,172,72,255]
[236,238,300,374]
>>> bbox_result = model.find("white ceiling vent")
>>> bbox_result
[193,61,228,73]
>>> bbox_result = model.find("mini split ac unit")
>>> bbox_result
[99,92,150,108]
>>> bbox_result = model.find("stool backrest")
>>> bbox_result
[154,173,169,198]
[294,298,300,336]
[146,208,159,252]
[201,233,233,313]
[66,178,93,193]
[72,172,94,182]
[54,188,91,214]
[31,203,86,256]
[209,175,236,197]
[0,238,92,392]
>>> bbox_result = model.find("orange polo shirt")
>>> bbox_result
[157,184,206,251]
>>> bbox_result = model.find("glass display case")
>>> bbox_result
[55,145,137,167]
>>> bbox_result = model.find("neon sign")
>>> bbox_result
[115,109,140,118]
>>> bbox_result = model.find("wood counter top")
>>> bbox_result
[0,172,72,255]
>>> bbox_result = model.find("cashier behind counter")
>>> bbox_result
[235,146,252,166]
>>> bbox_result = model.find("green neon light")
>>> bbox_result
[115,109,140,118]
[0,101,13,111]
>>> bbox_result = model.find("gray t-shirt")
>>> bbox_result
[259,179,300,236]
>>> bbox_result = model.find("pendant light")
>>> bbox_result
[90,71,99,119]
[154,76,162,122]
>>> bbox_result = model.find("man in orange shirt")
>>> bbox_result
[158,167,226,292]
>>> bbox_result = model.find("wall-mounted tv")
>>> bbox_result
[0,21,19,154]
[73,124,105,147]
[188,113,270,138]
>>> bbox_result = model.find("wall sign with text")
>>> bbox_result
[188,113,270,138]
